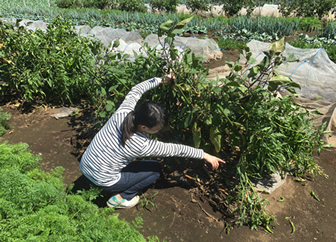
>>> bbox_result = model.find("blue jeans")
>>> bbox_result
[91,160,161,200]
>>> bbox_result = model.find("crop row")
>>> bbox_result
[3,6,336,38]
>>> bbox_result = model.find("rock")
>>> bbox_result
[252,171,287,194]
[50,107,78,120]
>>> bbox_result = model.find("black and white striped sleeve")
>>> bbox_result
[116,77,162,113]
[140,138,204,160]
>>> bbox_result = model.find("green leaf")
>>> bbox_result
[192,122,201,148]
[184,112,192,128]
[234,65,242,72]
[248,66,259,78]
[285,86,296,94]
[107,67,124,74]
[112,39,120,48]
[105,100,114,112]
[175,17,194,29]
[213,86,221,93]
[287,53,297,62]
[172,29,184,35]
[205,116,212,125]
[226,81,241,87]
[99,111,106,118]
[159,20,174,32]
[100,87,106,96]
[268,75,301,92]
[165,37,173,46]
[249,57,257,64]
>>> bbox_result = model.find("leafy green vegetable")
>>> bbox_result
[0,141,154,241]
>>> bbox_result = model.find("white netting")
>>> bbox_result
[109,29,128,41]
[242,40,336,104]
[146,35,223,62]
[97,27,115,37]
[75,25,91,35]
[1,19,223,62]
[144,34,167,47]
[95,35,112,48]
[121,31,143,44]
[31,20,48,29]
[88,26,105,36]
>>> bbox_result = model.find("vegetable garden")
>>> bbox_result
[0,0,336,241]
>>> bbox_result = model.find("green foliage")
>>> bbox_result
[118,0,147,13]
[0,0,57,11]
[140,191,158,210]
[86,21,328,230]
[289,34,336,63]
[186,0,211,13]
[320,21,336,40]
[217,38,247,50]
[227,16,299,37]
[298,17,322,31]
[279,0,336,19]
[56,0,117,9]
[220,0,252,17]
[0,108,12,136]
[0,141,154,241]
[143,22,327,229]
[0,16,102,104]
[149,0,178,13]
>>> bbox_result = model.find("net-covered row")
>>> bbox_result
[242,40,336,104]
[1,18,223,62]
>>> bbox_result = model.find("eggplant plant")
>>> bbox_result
[149,19,329,230]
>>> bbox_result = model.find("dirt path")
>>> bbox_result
[1,103,335,242]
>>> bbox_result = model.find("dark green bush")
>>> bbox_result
[0,16,102,104]
[279,0,336,19]
[118,0,147,13]
[149,0,178,13]
[186,0,211,13]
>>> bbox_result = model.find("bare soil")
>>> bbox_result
[0,44,335,241]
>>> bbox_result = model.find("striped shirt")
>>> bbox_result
[80,77,204,187]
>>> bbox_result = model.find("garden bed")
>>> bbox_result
[1,97,335,242]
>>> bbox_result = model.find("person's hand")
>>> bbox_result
[203,152,226,170]
[163,74,175,84]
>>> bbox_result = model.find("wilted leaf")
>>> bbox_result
[270,37,285,56]
[210,127,221,153]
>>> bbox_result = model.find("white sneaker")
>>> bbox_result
[106,195,140,209]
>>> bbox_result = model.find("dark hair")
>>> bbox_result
[120,101,168,146]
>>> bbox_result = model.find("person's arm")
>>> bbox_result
[140,139,225,170]
[116,77,162,113]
